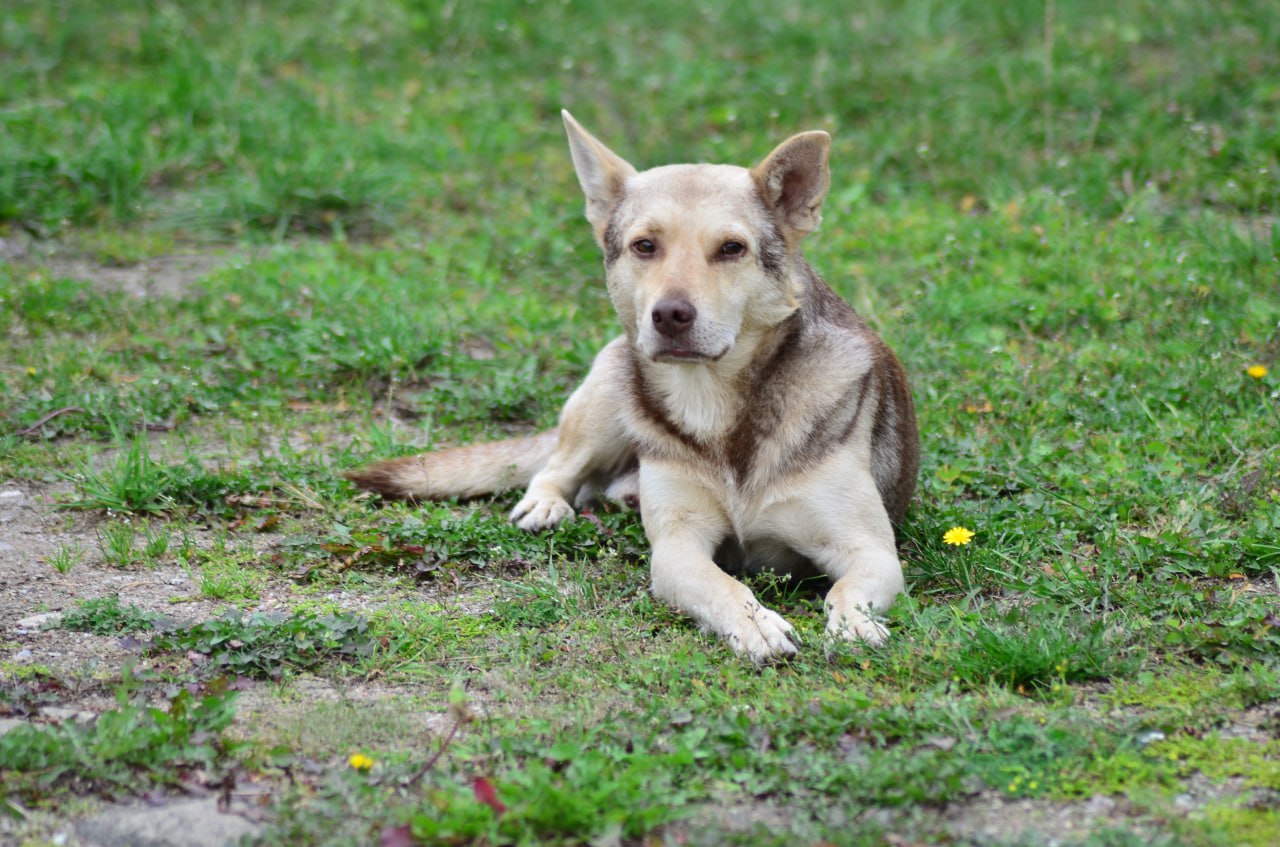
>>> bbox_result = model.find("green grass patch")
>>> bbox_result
[59,431,292,516]
[43,541,84,575]
[1104,664,1280,731]
[258,683,1179,844]
[0,685,240,805]
[1154,733,1280,791]
[1194,805,1280,847]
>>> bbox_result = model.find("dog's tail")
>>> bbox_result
[345,430,559,501]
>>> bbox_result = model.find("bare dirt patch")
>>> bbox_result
[228,675,463,758]
[49,252,235,299]
[940,792,1155,845]
[0,473,471,847]
[3,234,240,300]
[1,483,242,680]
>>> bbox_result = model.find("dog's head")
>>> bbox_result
[562,111,830,363]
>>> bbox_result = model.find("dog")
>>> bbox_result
[347,112,920,663]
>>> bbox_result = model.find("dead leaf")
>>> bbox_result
[473,776,506,814]
[379,824,416,847]
[919,734,958,751]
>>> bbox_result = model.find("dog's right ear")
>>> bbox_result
[562,110,636,238]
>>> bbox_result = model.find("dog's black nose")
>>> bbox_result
[652,298,697,338]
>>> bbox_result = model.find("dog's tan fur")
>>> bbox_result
[348,112,920,662]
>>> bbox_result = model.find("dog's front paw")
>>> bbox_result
[726,603,799,664]
[824,602,890,647]
[511,495,574,531]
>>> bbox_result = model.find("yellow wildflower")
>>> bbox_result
[348,753,375,771]
[943,526,975,546]
[1246,364,1267,379]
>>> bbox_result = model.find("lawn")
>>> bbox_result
[1,0,1278,844]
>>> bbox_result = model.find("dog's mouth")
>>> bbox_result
[651,345,728,364]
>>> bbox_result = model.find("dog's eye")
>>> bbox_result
[631,239,656,256]
[719,241,746,257]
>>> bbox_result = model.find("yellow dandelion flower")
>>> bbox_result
[943,526,975,546]
[1246,364,1268,379]
[348,753,375,771]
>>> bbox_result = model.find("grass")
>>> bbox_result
[96,520,138,567]
[192,539,267,603]
[43,542,83,575]
[1,0,1278,844]
[0,683,240,804]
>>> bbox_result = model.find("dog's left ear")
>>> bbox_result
[750,131,831,239]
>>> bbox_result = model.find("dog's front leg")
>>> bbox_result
[643,464,799,664]
[819,540,903,646]
[774,470,905,646]
[511,338,632,531]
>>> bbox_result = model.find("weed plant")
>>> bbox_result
[150,610,375,680]
[60,596,164,636]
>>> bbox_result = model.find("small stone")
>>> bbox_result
[0,717,29,737]
[0,237,28,261]
[40,706,96,724]
[0,490,26,506]
[0,540,16,552]
[75,798,261,847]
[12,648,34,663]
[1082,794,1117,816]
[14,611,63,631]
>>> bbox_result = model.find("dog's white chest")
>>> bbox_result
[659,367,738,442]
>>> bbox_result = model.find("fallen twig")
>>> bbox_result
[15,407,84,437]
[402,697,475,787]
